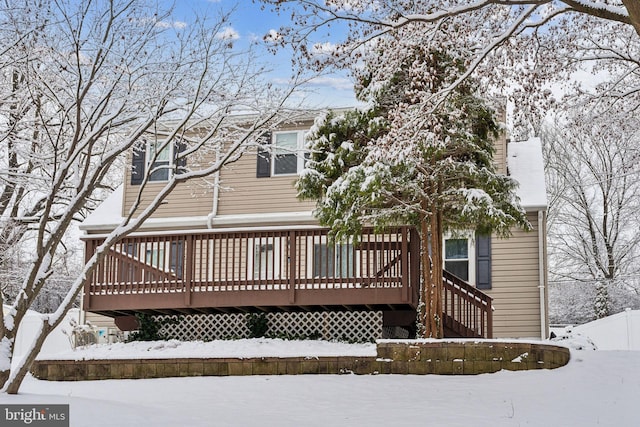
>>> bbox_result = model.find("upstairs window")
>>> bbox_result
[274,132,300,175]
[131,139,187,185]
[148,141,171,182]
[256,131,307,178]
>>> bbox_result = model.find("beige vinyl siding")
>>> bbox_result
[84,312,116,329]
[217,147,316,216]
[487,211,544,338]
[121,114,506,222]
[121,124,316,223]
[491,105,507,175]
[123,171,214,219]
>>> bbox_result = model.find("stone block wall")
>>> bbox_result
[376,340,570,374]
[31,340,570,381]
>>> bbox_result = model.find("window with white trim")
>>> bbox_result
[131,139,187,185]
[145,247,165,268]
[444,237,474,283]
[274,132,301,175]
[256,131,307,178]
[254,243,275,280]
[443,234,492,289]
[313,243,355,278]
[248,237,284,281]
[148,140,172,182]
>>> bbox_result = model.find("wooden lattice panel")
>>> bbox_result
[158,311,383,342]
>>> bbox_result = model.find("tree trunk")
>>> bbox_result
[420,216,434,337]
[594,280,610,320]
[430,209,444,339]
[0,334,15,390]
[0,366,10,391]
[418,198,445,339]
[4,319,52,394]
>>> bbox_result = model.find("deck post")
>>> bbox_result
[288,230,296,304]
[486,298,493,339]
[401,227,409,302]
[409,228,421,305]
[184,234,194,306]
[83,239,96,311]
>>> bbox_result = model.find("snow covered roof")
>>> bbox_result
[507,137,548,211]
[79,185,125,231]
[79,185,212,233]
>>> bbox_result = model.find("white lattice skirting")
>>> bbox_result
[157,311,384,342]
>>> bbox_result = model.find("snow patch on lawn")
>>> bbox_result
[38,338,377,361]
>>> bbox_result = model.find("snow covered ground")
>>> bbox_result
[1,338,638,426]
[4,311,639,426]
[37,338,377,360]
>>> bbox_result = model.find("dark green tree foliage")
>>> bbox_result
[128,314,181,342]
[297,44,530,337]
[246,313,269,338]
[297,108,385,201]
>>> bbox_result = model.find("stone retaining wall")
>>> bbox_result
[31,340,570,381]
[376,340,570,374]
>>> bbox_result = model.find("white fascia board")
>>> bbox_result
[80,211,319,238]
[209,211,316,227]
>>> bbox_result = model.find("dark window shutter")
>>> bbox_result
[174,140,187,174]
[476,234,492,290]
[131,144,146,185]
[256,132,271,178]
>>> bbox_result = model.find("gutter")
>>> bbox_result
[538,210,548,340]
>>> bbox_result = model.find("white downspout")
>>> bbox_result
[538,210,547,340]
[207,148,221,229]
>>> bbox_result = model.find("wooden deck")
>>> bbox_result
[83,227,421,315]
[83,226,492,338]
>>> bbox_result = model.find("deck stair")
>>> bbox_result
[442,270,493,338]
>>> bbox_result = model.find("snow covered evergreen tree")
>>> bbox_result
[298,44,530,338]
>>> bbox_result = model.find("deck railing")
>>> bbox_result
[83,226,493,338]
[83,227,421,315]
[442,270,493,338]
